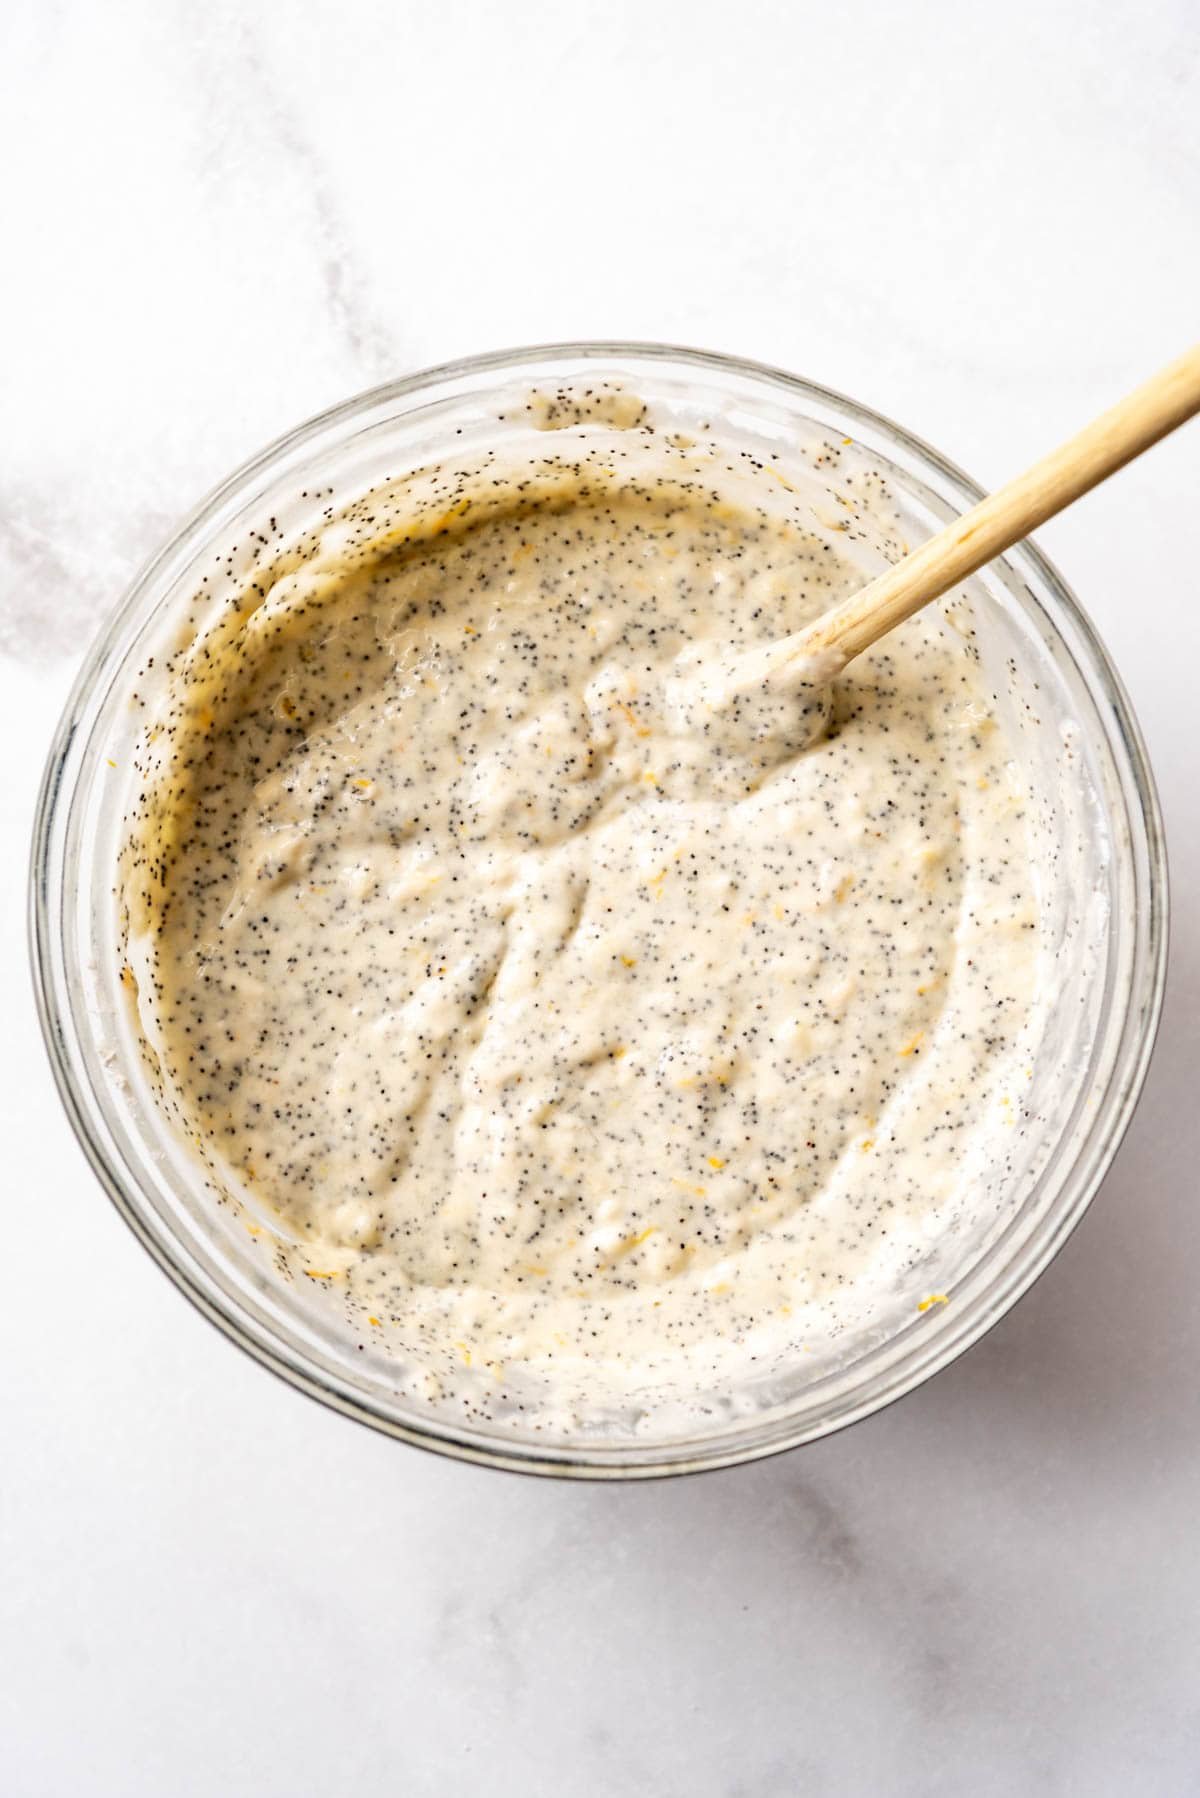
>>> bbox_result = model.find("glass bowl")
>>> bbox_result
[30,343,1167,1478]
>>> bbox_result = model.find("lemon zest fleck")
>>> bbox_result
[616,699,651,738]
[610,1227,658,1259]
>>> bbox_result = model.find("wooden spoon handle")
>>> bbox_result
[794,342,1200,667]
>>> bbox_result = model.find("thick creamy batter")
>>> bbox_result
[122,412,1044,1421]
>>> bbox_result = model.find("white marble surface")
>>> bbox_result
[2,2,1199,1792]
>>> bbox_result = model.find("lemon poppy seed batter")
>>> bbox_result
[121,412,1044,1414]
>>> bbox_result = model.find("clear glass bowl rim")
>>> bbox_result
[29,339,1169,1480]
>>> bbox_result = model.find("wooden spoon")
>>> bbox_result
[703,344,1200,753]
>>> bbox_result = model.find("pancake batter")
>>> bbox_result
[120,418,1042,1414]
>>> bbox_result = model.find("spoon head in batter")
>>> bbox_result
[665,639,841,768]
